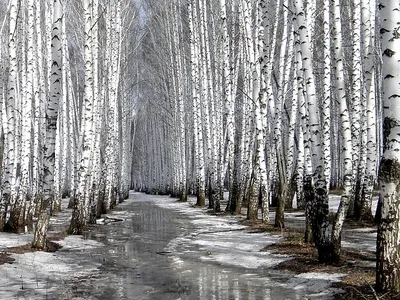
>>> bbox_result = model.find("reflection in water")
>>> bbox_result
[189,263,286,300]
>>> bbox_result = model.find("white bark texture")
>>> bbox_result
[69,0,95,234]
[376,1,400,293]
[33,0,62,248]
[294,0,330,261]
[329,0,354,261]
[0,0,19,230]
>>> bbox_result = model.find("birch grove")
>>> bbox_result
[0,0,397,293]
[135,0,387,266]
[0,1,139,244]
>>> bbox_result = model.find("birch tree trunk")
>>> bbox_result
[69,0,95,234]
[242,0,260,221]
[322,0,331,191]
[329,0,354,261]
[33,0,62,249]
[358,0,376,221]
[294,0,330,262]
[376,1,400,293]
[349,0,364,217]
[6,0,29,231]
[1,0,19,231]
[188,0,206,207]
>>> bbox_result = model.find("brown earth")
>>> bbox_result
[243,220,398,300]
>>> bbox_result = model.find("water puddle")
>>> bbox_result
[70,194,338,299]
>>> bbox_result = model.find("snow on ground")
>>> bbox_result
[0,197,106,300]
[0,233,102,299]
[329,194,379,214]
[149,193,370,299]
[0,232,33,248]
[152,195,289,269]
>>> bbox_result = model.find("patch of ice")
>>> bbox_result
[295,272,346,282]
[341,240,376,252]
[162,197,289,270]
[286,273,347,299]
[200,251,288,269]
[170,255,184,268]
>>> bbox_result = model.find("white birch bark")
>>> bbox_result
[329,0,354,260]
[295,43,312,240]
[33,0,62,248]
[32,0,46,207]
[241,0,260,221]
[197,0,214,210]
[1,0,19,230]
[174,6,187,202]
[188,0,206,207]
[10,0,34,229]
[103,0,122,211]
[60,13,72,198]
[322,0,331,190]
[257,0,270,223]
[220,0,234,199]
[358,0,376,221]
[294,0,330,261]
[295,73,305,210]
[376,1,400,293]
[69,0,96,234]
[350,0,363,216]
[88,0,102,222]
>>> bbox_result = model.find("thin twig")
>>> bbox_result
[347,286,368,300]
[366,280,379,300]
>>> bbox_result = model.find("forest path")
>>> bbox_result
[0,192,345,299]
[77,192,343,299]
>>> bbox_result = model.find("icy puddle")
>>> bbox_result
[0,192,344,299]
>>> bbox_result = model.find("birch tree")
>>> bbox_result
[69,0,96,234]
[33,0,63,249]
[376,0,400,293]
[0,0,19,231]
[293,0,331,261]
[358,0,377,221]
[329,0,354,261]
[188,0,206,207]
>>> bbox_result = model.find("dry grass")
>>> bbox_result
[257,224,400,300]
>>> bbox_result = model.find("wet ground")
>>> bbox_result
[54,193,339,299]
[1,192,345,299]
